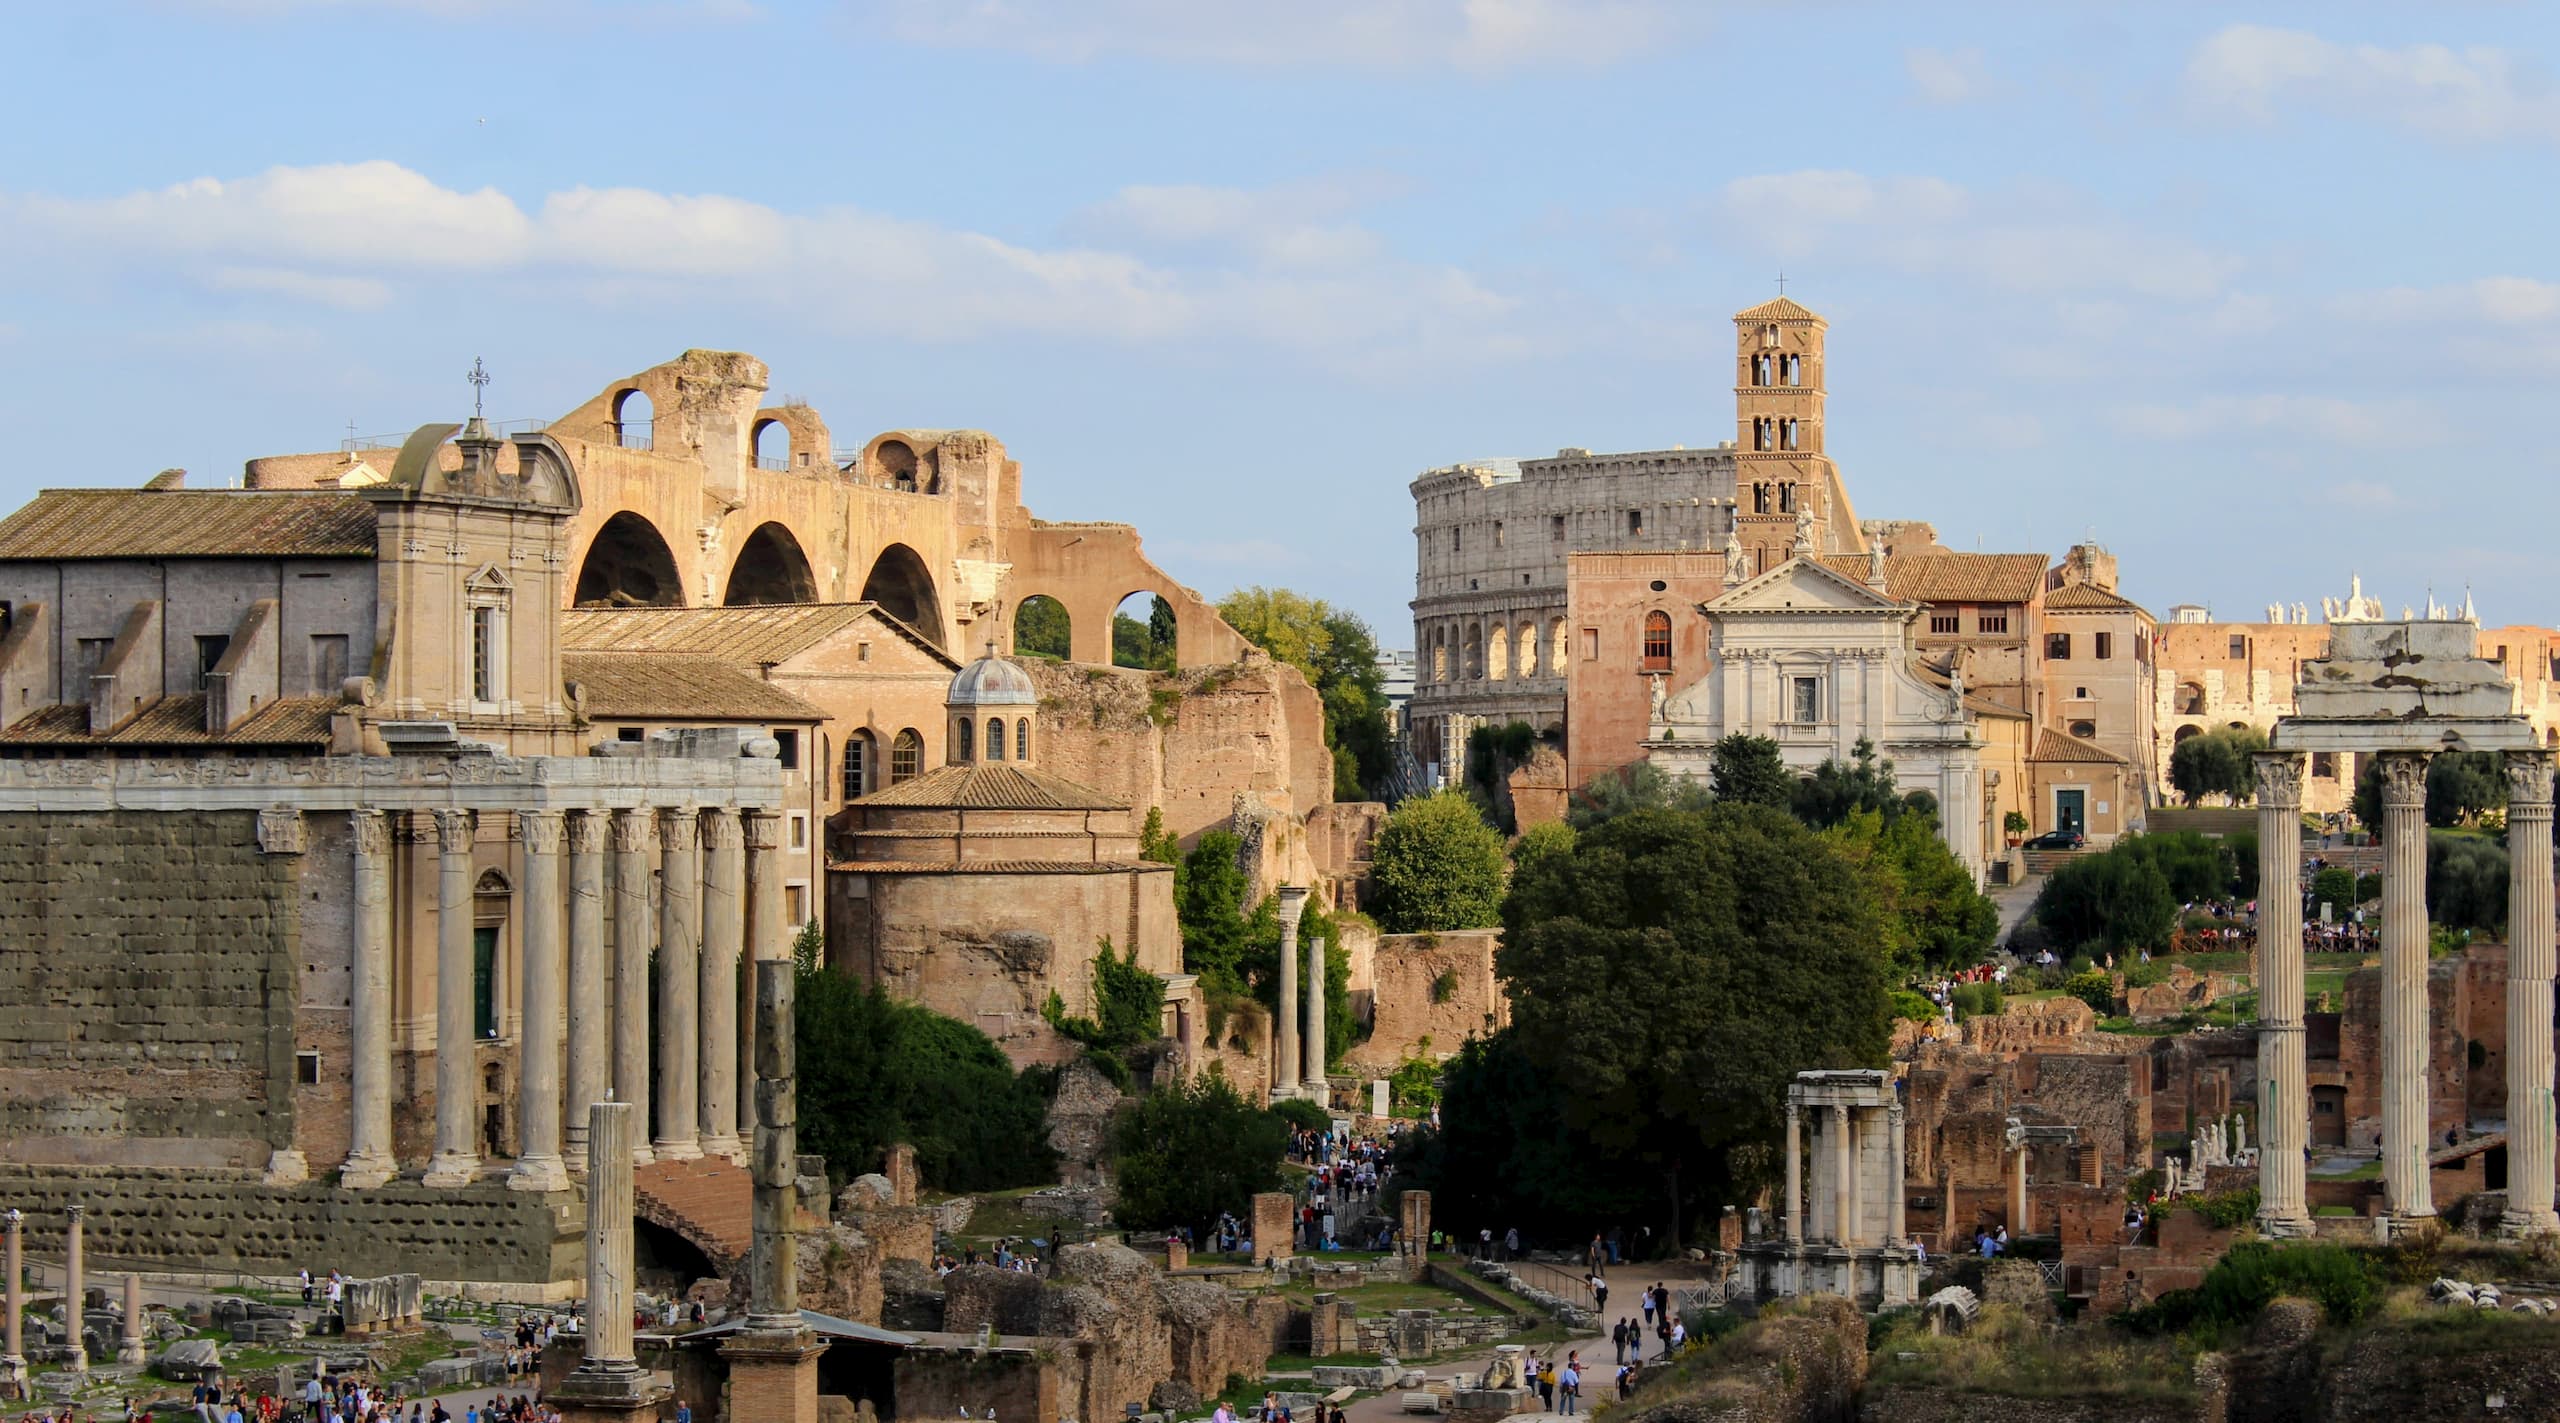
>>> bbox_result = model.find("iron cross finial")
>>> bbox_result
[467,357,491,419]
[1775,270,1788,296]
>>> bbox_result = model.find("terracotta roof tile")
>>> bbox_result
[2044,582,2151,616]
[0,490,376,560]
[2033,727,2128,764]
[854,763,1126,811]
[564,652,824,722]
[1885,553,2051,605]
[0,694,337,746]
[1734,296,1820,321]
[827,859,1166,875]
[561,603,957,669]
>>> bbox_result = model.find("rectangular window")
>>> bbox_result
[789,812,808,850]
[75,637,113,686]
[1792,676,1820,724]
[308,634,349,695]
[471,608,494,702]
[857,642,871,662]
[295,1051,321,1086]
[1580,628,1599,660]
[472,925,498,1040]
[1978,611,2008,634]
[616,725,646,743]
[2094,631,2113,660]
[1929,614,1960,635]
[2229,634,2248,658]
[194,634,230,692]
[1452,528,1462,553]
[1551,515,1566,543]
[1627,510,1643,535]
[785,883,808,925]
[2046,633,2072,660]
[1493,520,1506,548]
[774,728,800,770]
[2312,752,2337,779]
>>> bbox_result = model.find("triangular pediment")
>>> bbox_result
[1703,556,1911,615]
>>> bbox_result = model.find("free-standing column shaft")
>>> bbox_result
[1887,1101,1907,1246]
[565,810,608,1173]
[743,810,784,1138]
[1783,1102,1802,1244]
[610,810,653,1165]
[655,807,702,1161]
[2009,1144,2028,1234]
[2378,751,2434,1221]
[2252,753,2311,1234]
[1833,1104,1854,1246]
[749,959,801,1326]
[699,808,745,1161]
[1274,887,1305,1098]
[117,1274,143,1366]
[2505,752,2559,1237]
[342,810,398,1188]
[583,1101,638,1368]
[512,810,570,1193]
[423,810,481,1187]
[1303,890,1328,1101]
[3,1208,25,1383]
[62,1205,84,1373]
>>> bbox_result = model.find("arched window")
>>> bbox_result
[1464,624,1485,681]
[752,418,790,471]
[1489,624,1511,681]
[987,717,1007,760]
[891,729,922,783]
[1550,619,1568,674]
[1762,323,1780,348]
[843,732,872,799]
[1517,621,1540,678]
[954,717,974,762]
[1782,418,1799,450]
[1784,353,1802,385]
[1754,354,1772,386]
[1779,483,1796,514]
[611,388,653,451]
[1641,611,1672,672]
[1016,719,1031,761]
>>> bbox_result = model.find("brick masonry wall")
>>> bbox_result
[0,810,300,1167]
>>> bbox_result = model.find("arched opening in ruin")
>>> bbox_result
[632,1217,718,1297]
[1517,621,1540,678]
[611,389,653,451]
[1464,624,1484,680]
[575,512,684,607]
[1013,594,1071,661]
[1112,591,1176,671]
[860,544,945,647]
[876,439,922,493]
[752,418,791,471]
[1488,624,1510,681]
[723,522,818,606]
[2176,681,2206,715]
[2174,724,2203,744]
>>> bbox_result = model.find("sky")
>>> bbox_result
[3,2,2558,641]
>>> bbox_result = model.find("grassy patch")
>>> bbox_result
[1867,1305,2192,1403]
[2097,1016,2193,1037]
[939,1185,1053,1245]
[2310,1159,2383,1181]
[380,1332,461,1379]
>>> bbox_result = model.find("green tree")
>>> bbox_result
[1216,587,1395,798]
[1175,830,1251,992]
[1792,738,1911,829]
[795,968,1057,1192]
[2354,751,2512,830]
[2428,831,2508,933]
[1823,810,1999,975]
[2063,967,2115,1014]
[2031,846,2177,954]
[1109,1066,1290,1233]
[1137,806,1180,866]
[2169,730,2254,806]
[2117,831,2231,903]
[1512,821,1577,877]
[1043,938,1168,1054]
[1566,760,1711,829]
[1012,596,1072,660]
[1708,733,1794,809]
[1370,790,1508,933]
[1112,598,1176,671]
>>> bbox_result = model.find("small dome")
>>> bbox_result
[947,651,1039,707]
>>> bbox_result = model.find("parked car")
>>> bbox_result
[2023,829,2086,850]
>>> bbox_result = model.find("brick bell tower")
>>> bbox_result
[1730,295,1862,575]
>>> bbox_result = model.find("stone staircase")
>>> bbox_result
[632,1155,753,1269]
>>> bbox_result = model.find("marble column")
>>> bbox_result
[743,810,784,1138]
[116,1275,143,1367]
[341,809,398,1189]
[2378,751,2434,1221]
[61,1205,84,1374]
[1782,1103,1802,1244]
[423,810,481,1188]
[512,811,570,1193]
[2008,1144,2029,1235]
[1275,887,1306,1098]
[655,807,702,1161]
[564,810,608,1174]
[3,1208,25,1396]
[1833,1105,1854,1246]
[2504,752,2559,1238]
[719,959,826,1423]
[1887,1101,1907,1246]
[698,809,745,1162]
[551,1101,665,1423]
[2252,752,2311,1235]
[1301,885,1327,1104]
[610,810,653,1165]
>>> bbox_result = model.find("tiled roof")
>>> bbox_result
[1964,692,2030,721]
[0,490,377,560]
[828,859,1164,875]
[2044,582,2151,616]
[0,694,337,746]
[561,603,958,669]
[1886,553,2051,605]
[2033,727,2129,764]
[855,763,1127,811]
[1735,296,1819,321]
[564,652,824,722]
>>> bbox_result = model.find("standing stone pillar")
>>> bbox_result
[719,959,826,1423]
[61,1205,84,1375]
[2008,1143,2029,1235]
[2252,752,2312,1236]
[1300,885,1327,1103]
[743,809,785,1138]
[551,1102,667,1423]
[2504,751,2559,1238]
[1887,1101,1907,1246]
[512,810,571,1193]
[698,809,745,1162]
[564,810,608,1174]
[1832,1105,1854,1246]
[117,1275,144,1367]
[2,1208,26,1397]
[1782,1102,1802,1244]
[654,807,703,1161]
[342,809,398,1189]
[1274,886,1306,1099]
[609,810,653,1165]
[423,810,481,1188]
[2377,751,2434,1221]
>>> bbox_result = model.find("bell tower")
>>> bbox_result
[1732,295,1860,572]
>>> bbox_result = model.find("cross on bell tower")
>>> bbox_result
[468,357,491,420]
[1731,292,1851,565]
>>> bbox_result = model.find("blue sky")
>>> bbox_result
[4,2,2558,639]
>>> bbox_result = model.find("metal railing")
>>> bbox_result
[1504,1256,1597,1309]
[612,420,654,452]
[755,454,791,471]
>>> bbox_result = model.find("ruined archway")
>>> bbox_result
[861,543,945,647]
[611,389,653,451]
[1112,591,1176,670]
[752,417,790,471]
[575,511,684,607]
[1014,594,1071,660]
[723,522,818,606]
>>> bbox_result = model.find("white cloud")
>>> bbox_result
[2110,394,2416,446]
[1715,170,2236,301]
[1904,47,1987,105]
[2351,276,2560,326]
[851,0,1706,71]
[208,266,395,310]
[2187,24,2560,145]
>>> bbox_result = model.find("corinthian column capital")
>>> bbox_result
[2252,751,2306,811]
[2507,750,2556,807]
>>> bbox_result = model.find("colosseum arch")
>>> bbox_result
[861,543,946,647]
[724,522,818,606]
[576,511,685,607]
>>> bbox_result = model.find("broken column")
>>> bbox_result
[719,958,825,1423]
[61,1205,84,1374]
[117,1275,144,1368]
[2,1208,24,1398]
[550,1101,667,1423]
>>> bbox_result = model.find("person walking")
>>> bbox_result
[1610,1318,1627,1365]
[1560,1361,1580,1416]
[1590,1273,1608,1316]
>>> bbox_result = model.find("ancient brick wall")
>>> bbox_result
[1022,657,1329,848]
[2014,1054,2149,1177]
[0,810,301,1169]
[1341,931,1507,1074]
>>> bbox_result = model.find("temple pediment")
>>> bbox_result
[1704,556,1911,616]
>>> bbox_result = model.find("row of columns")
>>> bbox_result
[342,805,788,1191]
[1779,1099,1906,1248]
[2254,749,2558,1236]
[1272,887,1327,1104]
[0,1207,143,1388]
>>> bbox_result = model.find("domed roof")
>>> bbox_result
[947,651,1039,707]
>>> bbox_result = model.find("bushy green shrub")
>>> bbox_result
[1890,989,1938,1023]
[1270,1096,1332,1134]
[797,968,1057,1192]
[1949,981,2003,1021]
[2064,968,2115,1014]
[2122,1241,2378,1334]
[1112,1066,1291,1231]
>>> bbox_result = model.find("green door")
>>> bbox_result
[2056,789,2086,838]
[474,926,498,1039]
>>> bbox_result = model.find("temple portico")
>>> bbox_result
[1739,1069,1917,1310]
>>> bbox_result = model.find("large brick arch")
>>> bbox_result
[861,542,946,648]
[574,510,687,608]
[724,521,819,606]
